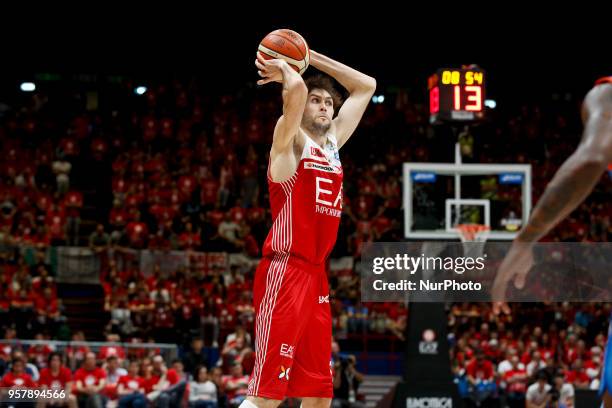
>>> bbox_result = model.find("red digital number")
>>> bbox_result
[454,86,461,110]
[465,86,482,111]
[429,86,439,114]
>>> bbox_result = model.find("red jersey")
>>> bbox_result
[39,367,72,389]
[117,375,145,392]
[503,369,527,393]
[74,367,106,388]
[466,359,494,380]
[222,374,249,400]
[261,134,343,265]
[98,346,126,360]
[1,372,37,388]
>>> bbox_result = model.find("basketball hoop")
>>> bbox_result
[455,224,490,257]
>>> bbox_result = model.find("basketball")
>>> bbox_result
[258,29,310,75]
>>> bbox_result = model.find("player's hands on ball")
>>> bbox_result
[255,52,286,85]
[491,241,535,315]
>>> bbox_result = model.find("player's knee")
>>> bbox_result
[243,396,283,408]
[301,397,332,408]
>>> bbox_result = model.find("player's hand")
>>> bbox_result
[255,52,285,85]
[491,241,535,315]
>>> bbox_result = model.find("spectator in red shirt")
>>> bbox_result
[64,191,83,246]
[117,360,147,408]
[147,356,187,408]
[239,224,259,258]
[246,203,265,224]
[502,356,528,408]
[565,358,590,389]
[178,175,196,202]
[66,331,91,371]
[228,203,246,224]
[200,172,220,211]
[221,362,249,406]
[221,335,252,370]
[46,203,66,245]
[98,334,127,362]
[0,274,11,319]
[124,217,149,250]
[6,350,39,381]
[28,333,54,369]
[130,289,155,327]
[35,287,61,325]
[153,300,175,343]
[585,346,602,381]
[134,359,152,391]
[464,349,497,406]
[74,352,107,408]
[0,357,37,389]
[466,349,495,384]
[39,352,77,408]
[179,222,201,251]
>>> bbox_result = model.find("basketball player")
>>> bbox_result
[491,78,612,405]
[242,50,375,408]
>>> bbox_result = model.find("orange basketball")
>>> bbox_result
[258,29,310,75]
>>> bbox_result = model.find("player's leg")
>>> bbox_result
[286,270,333,404]
[301,398,332,408]
[246,256,318,404]
[242,396,283,408]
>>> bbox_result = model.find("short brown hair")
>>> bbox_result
[305,74,343,113]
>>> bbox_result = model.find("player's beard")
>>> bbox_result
[302,114,331,137]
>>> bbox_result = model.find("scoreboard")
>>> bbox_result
[428,66,486,124]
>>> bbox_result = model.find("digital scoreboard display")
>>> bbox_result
[428,67,486,124]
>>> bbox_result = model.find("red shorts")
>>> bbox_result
[247,255,333,400]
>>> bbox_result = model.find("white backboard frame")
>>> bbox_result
[404,162,532,240]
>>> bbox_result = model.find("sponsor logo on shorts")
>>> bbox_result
[280,343,295,359]
[278,366,290,381]
[319,295,329,304]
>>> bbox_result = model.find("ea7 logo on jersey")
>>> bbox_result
[310,147,326,159]
[319,295,329,304]
[280,343,295,359]
[315,177,342,208]
[315,178,343,218]
[278,366,291,381]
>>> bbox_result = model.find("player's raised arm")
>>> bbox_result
[309,50,376,148]
[516,83,612,243]
[255,52,308,153]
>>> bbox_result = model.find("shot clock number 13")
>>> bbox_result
[428,66,486,124]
